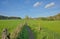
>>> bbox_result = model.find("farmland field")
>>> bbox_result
[0,0,60,39]
[27,20,60,39]
[0,20,23,39]
[0,19,60,39]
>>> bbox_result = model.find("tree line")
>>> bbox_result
[0,13,60,20]
[24,13,60,21]
[36,13,60,20]
[0,15,21,19]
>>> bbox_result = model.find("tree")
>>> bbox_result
[0,15,21,19]
[24,15,29,20]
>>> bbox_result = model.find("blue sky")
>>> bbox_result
[0,0,60,18]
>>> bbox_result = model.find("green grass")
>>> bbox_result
[16,26,29,39]
[0,19,22,39]
[27,20,60,33]
[0,19,60,39]
[27,20,60,39]
[39,20,60,34]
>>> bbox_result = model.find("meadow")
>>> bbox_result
[0,20,22,39]
[27,20,60,39]
[0,19,60,39]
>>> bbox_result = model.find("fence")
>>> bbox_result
[2,28,10,39]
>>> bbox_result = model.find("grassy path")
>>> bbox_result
[26,26,34,39]
[11,23,24,39]
[16,23,60,39]
[16,24,34,39]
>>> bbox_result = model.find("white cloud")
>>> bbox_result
[45,2,55,8]
[33,2,42,7]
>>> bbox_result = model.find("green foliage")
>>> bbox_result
[27,20,60,39]
[0,19,60,39]
[0,15,21,19]
[34,13,60,20]
[0,20,21,39]
[16,26,29,39]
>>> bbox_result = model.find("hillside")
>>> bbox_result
[33,13,60,20]
[48,13,60,20]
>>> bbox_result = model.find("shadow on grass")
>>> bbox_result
[16,24,37,39]
[16,24,60,39]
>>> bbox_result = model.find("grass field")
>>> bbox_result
[27,20,60,39]
[16,25,29,39]
[28,20,60,34]
[0,20,22,39]
[0,19,60,39]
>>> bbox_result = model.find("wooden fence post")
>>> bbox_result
[2,28,10,39]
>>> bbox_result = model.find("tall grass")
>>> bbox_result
[0,20,21,39]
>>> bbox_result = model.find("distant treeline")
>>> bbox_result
[0,13,60,20]
[0,15,21,19]
[35,13,60,20]
[24,13,60,20]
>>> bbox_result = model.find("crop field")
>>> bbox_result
[0,0,60,39]
[0,19,60,39]
[0,20,22,39]
[27,20,60,39]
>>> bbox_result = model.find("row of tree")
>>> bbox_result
[36,13,60,20]
[0,13,60,20]
[0,15,21,19]
[24,13,60,20]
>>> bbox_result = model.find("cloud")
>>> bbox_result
[33,2,42,7]
[45,2,55,8]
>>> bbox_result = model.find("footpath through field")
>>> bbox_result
[26,26,34,39]
[16,23,34,39]
[10,23,24,39]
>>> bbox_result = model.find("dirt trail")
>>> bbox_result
[13,23,34,39]
[26,26,34,39]
[11,23,24,39]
